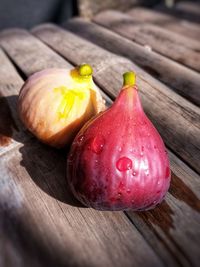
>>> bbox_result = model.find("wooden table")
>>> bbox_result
[0,2,200,267]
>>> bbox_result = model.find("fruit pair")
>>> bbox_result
[19,64,171,211]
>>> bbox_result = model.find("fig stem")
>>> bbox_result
[78,64,93,76]
[123,72,136,86]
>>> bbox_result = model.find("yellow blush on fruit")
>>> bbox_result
[18,64,105,147]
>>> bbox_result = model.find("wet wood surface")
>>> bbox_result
[0,4,200,267]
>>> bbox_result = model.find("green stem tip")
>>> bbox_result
[78,64,93,77]
[123,71,136,86]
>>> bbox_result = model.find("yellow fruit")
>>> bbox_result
[18,64,105,147]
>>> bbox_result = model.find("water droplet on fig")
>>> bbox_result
[77,134,85,145]
[140,152,144,156]
[116,157,132,171]
[118,147,122,152]
[147,133,150,137]
[132,172,137,176]
[91,135,105,154]
[68,153,74,162]
[157,181,161,185]
[127,189,131,194]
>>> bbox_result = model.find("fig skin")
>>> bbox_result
[18,64,105,148]
[67,72,171,211]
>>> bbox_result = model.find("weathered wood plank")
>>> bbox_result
[155,3,200,23]
[77,0,156,18]
[0,29,70,75]
[0,29,163,267]
[93,10,200,72]
[1,26,200,267]
[127,150,200,267]
[65,17,200,106]
[176,1,200,16]
[0,142,164,267]
[31,24,200,174]
[0,48,30,156]
[19,25,200,267]
[127,7,200,41]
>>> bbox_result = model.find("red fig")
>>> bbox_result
[67,72,171,211]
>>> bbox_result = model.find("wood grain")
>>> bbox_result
[65,17,200,106]
[155,2,200,23]
[0,29,163,267]
[127,149,200,267]
[77,0,153,18]
[0,26,200,267]
[93,10,200,72]
[31,24,200,174]
[0,143,164,267]
[176,1,200,16]
[0,48,30,156]
[127,7,200,41]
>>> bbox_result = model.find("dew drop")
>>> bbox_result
[132,172,137,176]
[77,134,85,145]
[157,181,161,185]
[116,157,132,172]
[91,135,105,154]
[127,189,131,194]
[117,192,122,199]
[147,133,150,137]
[118,147,122,152]
[140,152,144,156]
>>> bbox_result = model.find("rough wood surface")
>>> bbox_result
[127,7,200,41]
[31,24,200,174]
[0,48,29,156]
[77,0,156,18]
[1,26,200,267]
[1,144,164,267]
[155,2,200,23]
[93,10,200,72]
[176,1,200,16]
[0,29,163,267]
[65,17,200,106]
[127,150,200,267]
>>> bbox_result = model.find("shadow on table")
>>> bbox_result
[0,94,84,208]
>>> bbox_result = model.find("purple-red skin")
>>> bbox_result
[67,84,171,211]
